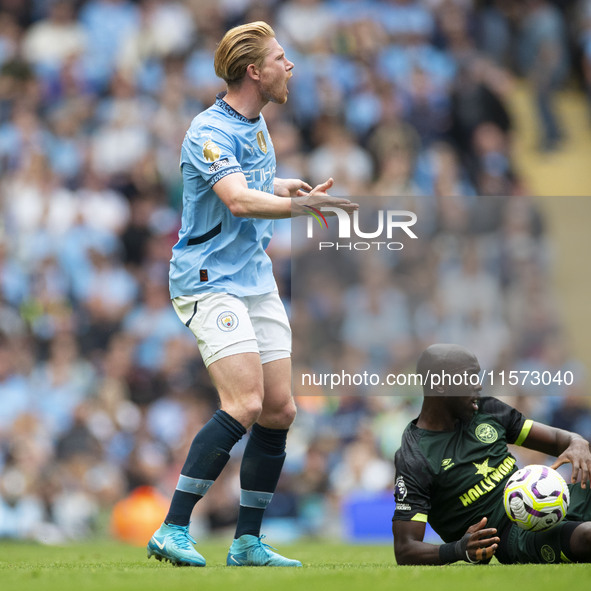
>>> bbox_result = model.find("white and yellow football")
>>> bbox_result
[503,464,570,532]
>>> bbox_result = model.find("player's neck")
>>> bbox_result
[223,86,266,120]
[416,405,456,431]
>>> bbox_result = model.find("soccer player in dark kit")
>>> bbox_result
[392,343,591,565]
[147,21,357,568]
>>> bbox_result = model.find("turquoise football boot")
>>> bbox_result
[147,523,206,567]
[226,534,302,567]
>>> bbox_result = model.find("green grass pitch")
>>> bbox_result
[2,539,590,591]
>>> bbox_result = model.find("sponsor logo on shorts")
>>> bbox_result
[541,544,556,563]
[217,311,239,332]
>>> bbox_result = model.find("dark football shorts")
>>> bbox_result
[496,483,591,564]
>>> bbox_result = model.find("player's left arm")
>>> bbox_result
[521,422,591,488]
[393,518,499,565]
[273,177,312,197]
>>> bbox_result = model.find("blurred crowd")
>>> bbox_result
[0,0,590,543]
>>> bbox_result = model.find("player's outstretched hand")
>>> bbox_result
[291,177,359,215]
[550,436,591,489]
[462,517,500,563]
[274,177,313,197]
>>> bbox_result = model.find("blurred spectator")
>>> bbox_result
[517,0,570,151]
[21,1,87,75]
[78,0,140,91]
[76,168,131,235]
[30,332,97,436]
[118,0,195,76]
[579,0,591,119]
[329,428,392,495]
[122,276,189,372]
[276,0,334,55]
[469,121,516,196]
[341,261,413,371]
[0,13,21,68]
[450,57,513,164]
[308,119,374,194]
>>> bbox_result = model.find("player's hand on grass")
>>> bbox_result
[292,177,359,215]
[462,517,500,563]
[550,436,591,489]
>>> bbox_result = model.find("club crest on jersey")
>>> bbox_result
[256,131,267,154]
[475,423,498,443]
[203,140,222,162]
[217,311,239,332]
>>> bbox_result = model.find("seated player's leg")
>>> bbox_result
[562,482,591,561]
[567,522,591,561]
[503,521,586,564]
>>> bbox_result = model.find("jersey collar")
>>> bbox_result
[215,92,260,124]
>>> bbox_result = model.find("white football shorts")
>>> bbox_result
[172,290,291,367]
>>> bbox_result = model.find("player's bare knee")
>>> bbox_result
[221,391,263,428]
[570,522,591,560]
[261,398,297,429]
[277,399,297,428]
[241,395,264,425]
[580,523,591,546]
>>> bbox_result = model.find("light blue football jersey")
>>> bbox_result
[169,94,278,298]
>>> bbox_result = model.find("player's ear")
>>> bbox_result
[433,384,446,396]
[246,63,261,81]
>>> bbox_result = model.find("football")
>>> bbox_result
[503,464,570,532]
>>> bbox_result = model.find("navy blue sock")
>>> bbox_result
[234,423,288,539]
[165,409,246,526]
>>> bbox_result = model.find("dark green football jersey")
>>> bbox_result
[393,397,533,542]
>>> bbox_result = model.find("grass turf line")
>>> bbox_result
[1,540,590,591]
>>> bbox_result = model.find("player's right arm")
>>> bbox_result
[521,422,591,488]
[213,173,358,219]
[486,397,591,488]
[393,518,500,566]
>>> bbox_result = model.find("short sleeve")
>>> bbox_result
[392,446,433,523]
[181,125,243,187]
[481,397,530,445]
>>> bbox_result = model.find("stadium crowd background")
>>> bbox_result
[0,0,590,543]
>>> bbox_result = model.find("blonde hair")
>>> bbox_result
[214,21,276,86]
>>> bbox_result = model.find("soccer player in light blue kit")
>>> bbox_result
[148,21,357,567]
